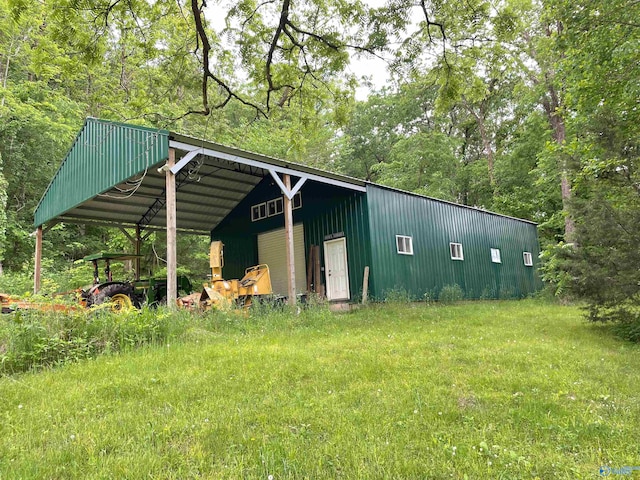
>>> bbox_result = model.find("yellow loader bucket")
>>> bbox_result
[238,264,273,296]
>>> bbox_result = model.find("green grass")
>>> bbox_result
[1,300,639,479]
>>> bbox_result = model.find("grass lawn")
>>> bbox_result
[1,300,639,479]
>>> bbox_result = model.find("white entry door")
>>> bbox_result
[324,237,350,300]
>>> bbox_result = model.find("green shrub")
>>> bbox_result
[422,288,438,303]
[610,315,640,342]
[480,286,496,300]
[0,306,190,375]
[383,287,413,304]
[0,271,33,296]
[438,284,464,303]
[499,286,516,299]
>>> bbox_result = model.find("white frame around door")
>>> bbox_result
[323,237,350,301]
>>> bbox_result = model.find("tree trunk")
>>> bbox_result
[524,21,574,242]
[543,86,576,243]
[464,100,496,191]
[560,173,574,241]
[476,116,496,189]
[553,114,575,242]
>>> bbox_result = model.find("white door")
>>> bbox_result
[258,224,306,296]
[324,237,350,300]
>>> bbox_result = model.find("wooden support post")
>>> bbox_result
[34,225,43,294]
[314,245,323,297]
[135,225,141,281]
[362,266,370,305]
[306,245,314,293]
[118,227,135,244]
[283,174,296,305]
[118,227,135,275]
[166,149,177,310]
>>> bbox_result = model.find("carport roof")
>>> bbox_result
[34,118,366,234]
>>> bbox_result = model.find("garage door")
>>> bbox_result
[258,224,306,296]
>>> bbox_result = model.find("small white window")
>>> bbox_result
[251,202,267,221]
[253,194,301,221]
[450,242,464,260]
[490,248,501,264]
[396,235,413,255]
[267,197,284,217]
[523,251,533,266]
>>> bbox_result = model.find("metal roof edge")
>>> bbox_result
[34,118,169,227]
[34,117,90,226]
[57,216,210,235]
[86,117,170,136]
[169,132,366,189]
[366,183,539,226]
[169,132,536,226]
[35,118,536,231]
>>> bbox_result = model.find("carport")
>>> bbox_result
[34,118,366,307]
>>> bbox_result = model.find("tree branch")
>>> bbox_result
[265,0,291,109]
[419,0,450,70]
[190,0,267,118]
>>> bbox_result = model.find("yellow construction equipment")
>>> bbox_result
[1,292,83,314]
[180,241,274,310]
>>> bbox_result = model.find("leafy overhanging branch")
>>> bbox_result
[190,0,267,118]
[261,0,384,111]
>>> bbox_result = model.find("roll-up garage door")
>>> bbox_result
[258,224,306,296]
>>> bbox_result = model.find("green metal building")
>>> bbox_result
[213,176,541,302]
[34,118,541,301]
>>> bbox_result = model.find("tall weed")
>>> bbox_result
[0,307,185,375]
[438,284,464,303]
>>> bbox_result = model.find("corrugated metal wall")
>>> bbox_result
[304,192,371,301]
[258,224,306,295]
[212,177,288,281]
[34,118,169,226]
[366,185,542,300]
[212,178,371,299]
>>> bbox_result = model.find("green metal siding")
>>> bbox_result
[34,118,169,226]
[214,232,259,281]
[366,185,542,300]
[304,192,371,301]
[212,179,371,298]
[211,177,286,281]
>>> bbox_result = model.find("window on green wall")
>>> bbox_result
[267,197,283,217]
[450,243,464,260]
[251,193,301,222]
[523,252,533,266]
[490,248,501,263]
[396,235,413,255]
[251,203,267,221]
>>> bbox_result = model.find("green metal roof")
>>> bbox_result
[34,117,534,235]
[34,118,366,234]
[34,118,169,227]
[170,131,367,190]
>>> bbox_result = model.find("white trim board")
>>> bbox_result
[169,140,366,193]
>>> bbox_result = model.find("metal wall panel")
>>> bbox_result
[304,191,371,301]
[34,118,169,226]
[258,224,306,295]
[212,178,371,299]
[366,185,542,300]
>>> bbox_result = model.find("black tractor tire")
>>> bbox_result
[87,283,138,310]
